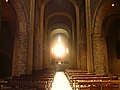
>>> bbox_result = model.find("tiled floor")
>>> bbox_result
[51,71,72,90]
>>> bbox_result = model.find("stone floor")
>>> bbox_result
[51,71,72,90]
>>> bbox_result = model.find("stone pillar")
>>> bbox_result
[76,6,80,69]
[43,27,49,69]
[80,31,87,71]
[85,0,93,73]
[33,11,41,70]
[93,34,107,75]
[71,36,76,68]
[27,0,35,74]
[40,7,44,70]
[33,31,41,70]
[12,32,28,76]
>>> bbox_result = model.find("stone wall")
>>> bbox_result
[93,34,107,75]
[12,32,28,75]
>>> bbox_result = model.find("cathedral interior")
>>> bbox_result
[0,0,120,90]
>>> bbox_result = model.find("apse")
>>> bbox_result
[50,28,70,65]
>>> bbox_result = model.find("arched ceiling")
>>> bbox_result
[44,0,76,19]
[47,15,72,32]
[50,28,69,40]
[103,0,120,37]
[93,0,120,35]
[44,0,77,36]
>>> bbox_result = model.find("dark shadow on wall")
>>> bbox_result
[0,21,15,79]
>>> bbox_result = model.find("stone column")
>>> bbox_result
[93,34,107,75]
[43,25,49,69]
[85,0,93,73]
[33,10,41,70]
[76,6,80,69]
[71,22,75,68]
[12,32,28,76]
[40,6,44,70]
[80,31,87,71]
[27,0,35,74]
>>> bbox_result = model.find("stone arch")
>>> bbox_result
[46,12,74,33]
[92,0,110,75]
[48,23,71,36]
[50,28,70,40]
[10,0,28,32]
[40,0,80,68]
[44,11,75,68]
[10,0,28,75]
[92,0,119,35]
[92,0,120,75]
[49,28,71,69]
[44,12,73,68]
[103,14,120,75]
[102,14,120,37]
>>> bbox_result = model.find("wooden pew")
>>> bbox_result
[65,69,88,77]
[77,80,120,90]
[11,75,53,89]
[65,69,119,90]
[70,76,114,89]
[65,68,90,81]
[0,77,50,90]
[11,77,52,90]
[0,69,55,90]
[67,74,118,90]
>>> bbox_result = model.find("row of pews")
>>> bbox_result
[65,69,120,90]
[0,69,55,90]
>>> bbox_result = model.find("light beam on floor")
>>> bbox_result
[51,71,72,90]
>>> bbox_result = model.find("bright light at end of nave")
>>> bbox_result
[51,35,69,58]
[53,43,65,57]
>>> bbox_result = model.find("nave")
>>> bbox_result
[1,1,120,90]
[51,72,72,90]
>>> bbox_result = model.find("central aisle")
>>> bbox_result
[51,72,72,90]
